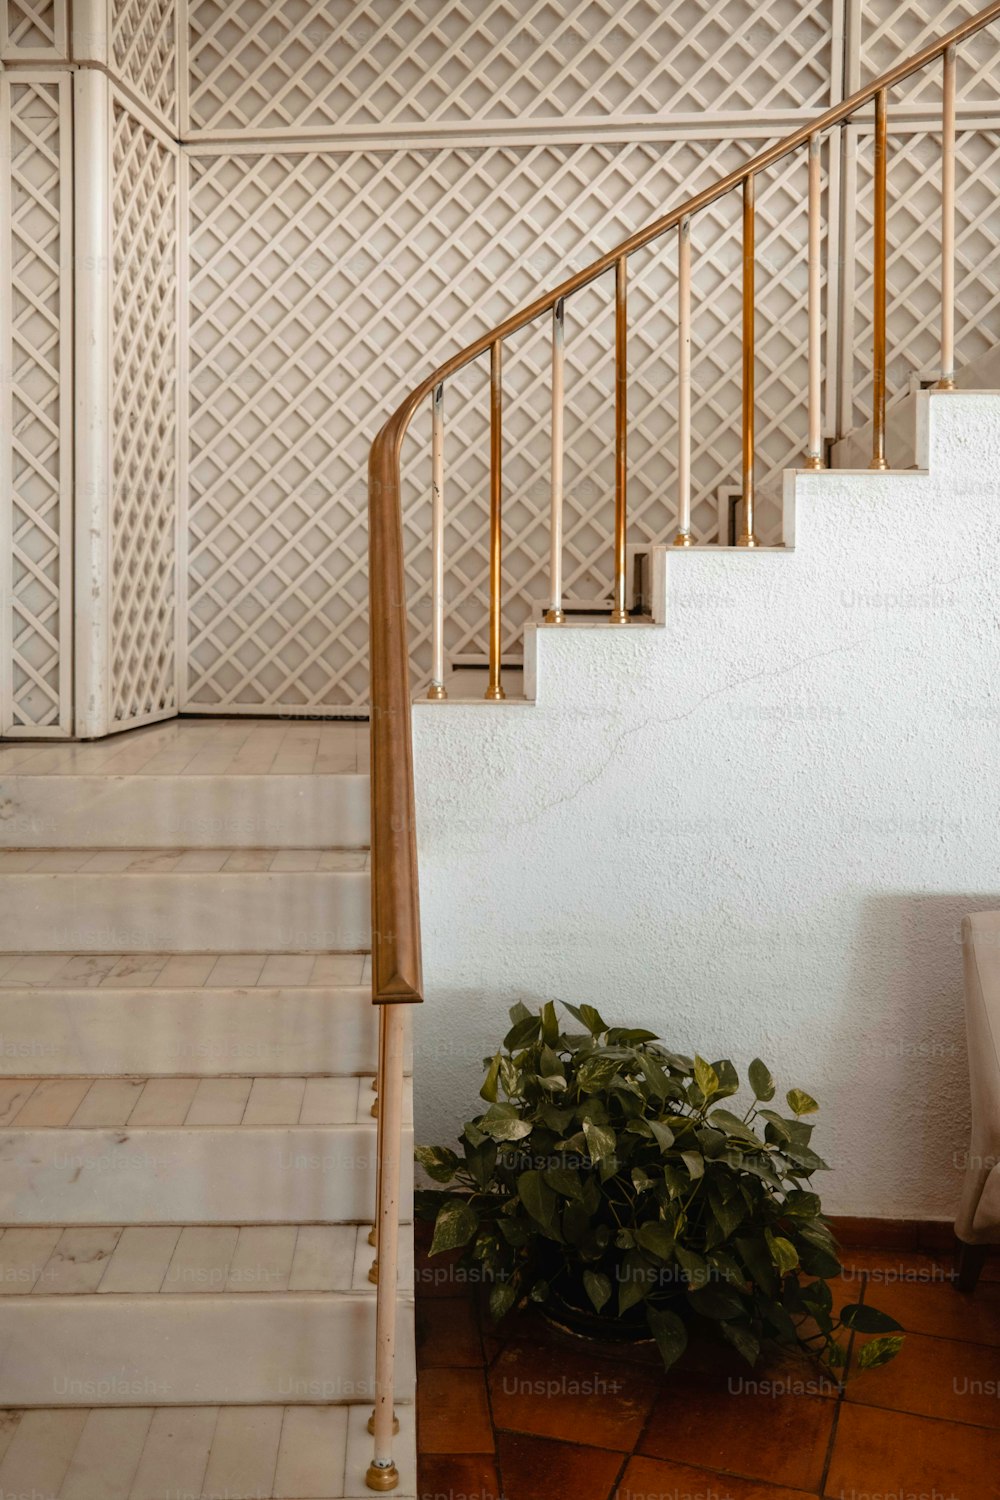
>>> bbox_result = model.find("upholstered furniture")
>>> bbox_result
[956,912,1000,1290]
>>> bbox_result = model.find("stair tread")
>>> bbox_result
[0,953,371,988]
[0,849,369,873]
[0,1075,413,1129]
[0,1224,411,1297]
[0,1402,415,1495]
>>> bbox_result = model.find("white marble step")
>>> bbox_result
[0,1403,415,1499]
[0,1224,412,1297]
[2,773,371,849]
[0,985,383,1077]
[0,864,370,952]
[0,1116,413,1226]
[0,1291,416,1405]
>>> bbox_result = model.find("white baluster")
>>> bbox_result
[428,383,446,698]
[546,299,566,622]
[806,135,824,469]
[937,45,957,390]
[673,217,693,545]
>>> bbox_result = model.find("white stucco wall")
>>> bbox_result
[411,392,1000,1220]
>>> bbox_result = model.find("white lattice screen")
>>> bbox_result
[0,73,72,734]
[109,95,179,726]
[3,0,1000,729]
[185,0,839,138]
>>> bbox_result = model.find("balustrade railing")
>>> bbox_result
[364,7,1000,1487]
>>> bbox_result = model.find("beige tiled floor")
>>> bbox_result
[0,718,369,778]
[0,848,369,873]
[0,952,370,989]
[0,1224,413,1298]
[0,1075,370,1129]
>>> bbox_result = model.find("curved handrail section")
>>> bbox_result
[367,0,1000,1004]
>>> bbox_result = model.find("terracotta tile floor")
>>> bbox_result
[415,1232,1000,1500]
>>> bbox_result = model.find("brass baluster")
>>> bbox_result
[485,340,505,700]
[871,87,890,470]
[738,173,758,546]
[611,256,629,620]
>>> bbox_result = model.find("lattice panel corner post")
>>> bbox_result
[0,71,74,736]
[71,0,109,64]
[73,68,114,736]
[73,72,181,736]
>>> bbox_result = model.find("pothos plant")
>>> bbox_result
[416,1001,903,1376]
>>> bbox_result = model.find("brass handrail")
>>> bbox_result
[368,0,1000,1010]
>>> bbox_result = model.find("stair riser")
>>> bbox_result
[1,776,370,848]
[0,872,370,952]
[0,1295,415,1405]
[0,1126,413,1225]
[0,990,383,1076]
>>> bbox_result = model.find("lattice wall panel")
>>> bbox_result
[110,97,178,726]
[859,2,1000,109]
[111,0,178,129]
[186,140,823,710]
[1,77,72,735]
[846,127,1000,435]
[185,0,837,137]
[1,0,64,56]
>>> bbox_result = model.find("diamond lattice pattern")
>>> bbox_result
[186,140,822,710]
[848,127,1000,432]
[186,0,835,135]
[112,0,178,129]
[5,78,69,732]
[110,98,178,725]
[3,0,60,53]
[860,1,1000,107]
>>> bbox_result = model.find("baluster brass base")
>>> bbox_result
[370,1096,379,1117]
[544,607,566,623]
[736,533,759,548]
[803,454,825,471]
[365,1460,400,1492]
[869,458,890,471]
[484,685,506,700]
[672,529,693,547]
[426,683,447,700]
[367,1413,400,1437]
[935,376,956,391]
[368,1258,379,1284]
[609,608,630,624]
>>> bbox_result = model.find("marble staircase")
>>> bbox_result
[0,719,416,1500]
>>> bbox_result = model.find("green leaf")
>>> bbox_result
[564,1003,608,1037]
[765,1231,799,1276]
[647,1305,688,1371]
[430,1199,478,1255]
[719,1318,761,1366]
[480,1103,533,1143]
[694,1055,720,1101]
[488,1277,518,1321]
[840,1304,904,1334]
[541,1001,560,1046]
[582,1119,617,1164]
[786,1088,819,1117]
[648,1119,675,1152]
[680,1150,705,1180]
[504,1014,541,1050]
[636,1221,674,1261]
[480,1052,501,1104]
[414,1145,460,1183]
[748,1058,776,1101]
[583,1270,612,1314]
[544,1165,583,1200]
[517,1170,560,1238]
[856,1334,905,1368]
[735,1234,778,1298]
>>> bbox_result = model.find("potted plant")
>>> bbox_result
[416,1001,903,1375]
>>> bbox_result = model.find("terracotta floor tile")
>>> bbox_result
[418,1366,494,1455]
[616,1455,814,1500]
[488,1335,657,1452]
[418,1452,501,1500]
[861,1276,1000,1345]
[639,1374,835,1491]
[825,1403,1000,1500]
[847,1329,1000,1428]
[497,1432,625,1500]
[417,1295,483,1367]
